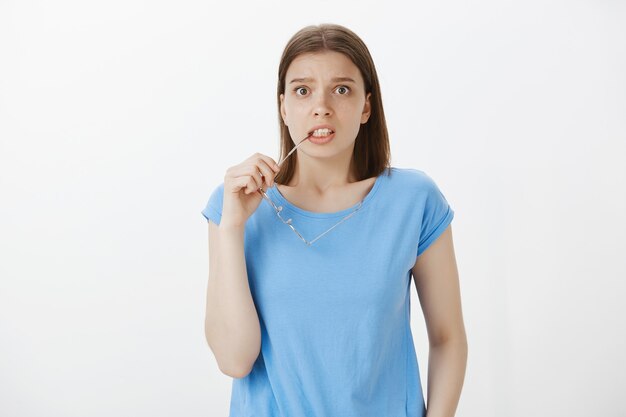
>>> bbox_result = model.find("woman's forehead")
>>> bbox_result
[287,51,361,81]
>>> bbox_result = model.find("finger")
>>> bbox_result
[247,166,264,190]
[254,153,281,173]
[230,169,261,195]
[231,165,263,192]
[229,154,279,192]
[244,176,260,194]
[230,176,251,194]
[256,160,277,188]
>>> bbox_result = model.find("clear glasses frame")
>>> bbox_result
[256,135,364,246]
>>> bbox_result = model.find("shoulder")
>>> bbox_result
[201,182,226,224]
[210,182,225,201]
[386,166,441,193]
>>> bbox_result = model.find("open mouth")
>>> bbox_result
[308,128,335,138]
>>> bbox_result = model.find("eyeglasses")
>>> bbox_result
[257,134,365,246]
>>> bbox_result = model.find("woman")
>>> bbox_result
[201,23,467,417]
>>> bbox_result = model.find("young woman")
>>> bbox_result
[201,23,467,417]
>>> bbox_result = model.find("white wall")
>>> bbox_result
[1,1,624,416]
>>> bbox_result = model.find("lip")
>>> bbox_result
[308,131,335,144]
[307,124,336,135]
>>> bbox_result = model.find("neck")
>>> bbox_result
[287,145,357,194]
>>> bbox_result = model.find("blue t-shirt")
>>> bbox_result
[201,166,455,417]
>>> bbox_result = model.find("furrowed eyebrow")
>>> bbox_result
[288,77,357,85]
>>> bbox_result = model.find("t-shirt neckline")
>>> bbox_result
[266,167,388,219]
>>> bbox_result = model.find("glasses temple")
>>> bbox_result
[277,134,311,167]
[258,133,311,195]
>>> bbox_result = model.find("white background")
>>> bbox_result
[1,1,625,416]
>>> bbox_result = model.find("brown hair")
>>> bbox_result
[274,23,391,185]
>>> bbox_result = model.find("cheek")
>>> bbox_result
[337,97,364,112]
[343,102,366,125]
[285,103,308,121]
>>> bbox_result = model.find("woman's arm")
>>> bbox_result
[204,220,261,378]
[412,224,468,417]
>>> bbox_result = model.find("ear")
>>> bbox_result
[361,92,371,124]
[280,93,288,126]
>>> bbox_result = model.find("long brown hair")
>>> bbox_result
[274,23,391,185]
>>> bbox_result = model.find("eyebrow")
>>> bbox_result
[288,77,357,85]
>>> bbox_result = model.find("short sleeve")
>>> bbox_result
[201,182,225,225]
[416,174,455,257]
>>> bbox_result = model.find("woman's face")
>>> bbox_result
[280,50,371,154]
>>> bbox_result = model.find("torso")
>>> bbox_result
[275,177,377,213]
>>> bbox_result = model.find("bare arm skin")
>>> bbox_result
[204,220,261,378]
[412,224,468,417]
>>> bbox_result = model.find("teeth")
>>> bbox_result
[312,128,333,137]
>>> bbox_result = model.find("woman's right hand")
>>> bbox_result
[220,153,281,228]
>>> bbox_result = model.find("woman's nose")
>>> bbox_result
[312,92,332,116]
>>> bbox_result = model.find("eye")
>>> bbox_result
[294,87,308,96]
[335,85,350,95]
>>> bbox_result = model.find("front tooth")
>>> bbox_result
[313,128,332,136]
